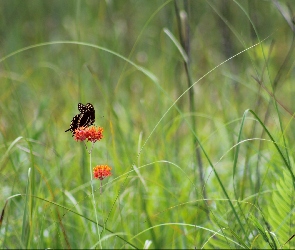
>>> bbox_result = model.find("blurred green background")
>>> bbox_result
[1,0,295,249]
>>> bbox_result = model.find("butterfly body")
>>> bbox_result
[65,103,95,135]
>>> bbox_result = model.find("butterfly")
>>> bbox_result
[65,103,95,135]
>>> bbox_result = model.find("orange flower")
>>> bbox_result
[93,165,112,180]
[74,126,88,141]
[86,126,104,143]
[74,126,104,142]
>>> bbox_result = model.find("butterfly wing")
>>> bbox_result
[65,113,82,135]
[78,112,95,128]
[78,103,87,113]
[66,103,95,136]
[85,103,95,125]
[78,113,90,127]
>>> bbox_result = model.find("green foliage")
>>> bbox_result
[268,167,295,248]
[1,0,295,249]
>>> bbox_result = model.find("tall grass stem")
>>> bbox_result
[89,149,102,249]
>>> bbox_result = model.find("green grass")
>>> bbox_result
[1,0,295,249]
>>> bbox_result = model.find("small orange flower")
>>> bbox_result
[93,165,112,180]
[86,126,104,143]
[74,126,104,142]
[74,126,87,141]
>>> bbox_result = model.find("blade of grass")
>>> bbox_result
[245,109,295,186]
[21,168,31,248]
[5,194,139,249]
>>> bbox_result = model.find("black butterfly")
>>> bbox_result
[65,103,95,135]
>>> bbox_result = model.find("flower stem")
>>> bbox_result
[89,149,102,249]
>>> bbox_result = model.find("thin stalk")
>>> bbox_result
[89,150,101,249]
[174,0,208,206]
